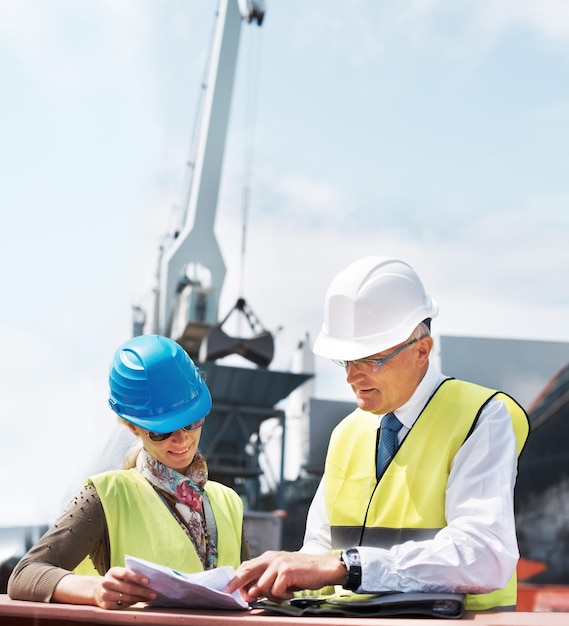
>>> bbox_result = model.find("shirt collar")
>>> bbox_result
[382,362,447,431]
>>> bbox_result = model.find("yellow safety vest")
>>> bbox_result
[76,468,242,574]
[325,379,529,611]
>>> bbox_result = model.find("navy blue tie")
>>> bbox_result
[376,412,403,479]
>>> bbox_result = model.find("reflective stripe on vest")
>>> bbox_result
[325,378,529,611]
[81,469,242,573]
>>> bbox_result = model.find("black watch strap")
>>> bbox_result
[339,548,362,591]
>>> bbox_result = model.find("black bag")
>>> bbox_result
[251,590,465,619]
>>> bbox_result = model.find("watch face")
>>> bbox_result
[344,548,360,567]
[342,549,362,591]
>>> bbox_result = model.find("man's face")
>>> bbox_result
[343,336,432,415]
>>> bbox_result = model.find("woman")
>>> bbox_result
[8,335,249,609]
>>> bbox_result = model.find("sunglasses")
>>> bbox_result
[146,417,206,442]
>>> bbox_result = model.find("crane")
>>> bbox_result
[130,0,311,505]
[147,0,270,365]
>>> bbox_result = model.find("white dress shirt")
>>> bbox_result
[300,363,520,594]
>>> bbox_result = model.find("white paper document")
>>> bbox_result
[125,554,249,610]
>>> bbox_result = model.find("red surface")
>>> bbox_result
[2,594,569,626]
[517,584,569,613]
[516,558,547,582]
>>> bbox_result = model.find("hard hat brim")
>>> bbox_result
[313,311,437,362]
[111,384,212,434]
[312,330,411,361]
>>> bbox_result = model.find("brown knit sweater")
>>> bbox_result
[8,483,250,602]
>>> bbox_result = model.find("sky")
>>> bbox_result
[1,0,569,528]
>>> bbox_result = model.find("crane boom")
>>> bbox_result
[154,0,264,343]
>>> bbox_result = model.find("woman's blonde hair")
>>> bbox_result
[123,438,143,469]
[119,418,143,469]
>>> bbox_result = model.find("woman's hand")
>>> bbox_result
[53,566,158,609]
[94,566,158,609]
[224,551,347,603]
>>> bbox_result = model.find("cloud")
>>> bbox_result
[477,0,569,41]
[1,0,568,527]
[0,0,46,42]
[0,320,115,525]
[269,173,354,222]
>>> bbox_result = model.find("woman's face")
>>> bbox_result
[127,421,203,473]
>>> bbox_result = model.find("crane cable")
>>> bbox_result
[238,19,264,302]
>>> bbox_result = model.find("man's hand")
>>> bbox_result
[224,551,347,603]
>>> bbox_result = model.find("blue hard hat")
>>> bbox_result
[108,335,212,433]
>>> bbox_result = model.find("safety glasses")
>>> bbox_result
[146,417,206,442]
[332,338,419,373]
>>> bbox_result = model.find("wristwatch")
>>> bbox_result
[339,548,362,591]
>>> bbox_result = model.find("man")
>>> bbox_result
[226,256,529,611]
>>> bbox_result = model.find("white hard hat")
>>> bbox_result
[313,256,439,361]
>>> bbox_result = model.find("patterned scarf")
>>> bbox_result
[136,449,218,569]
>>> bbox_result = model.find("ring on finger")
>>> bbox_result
[117,592,123,607]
